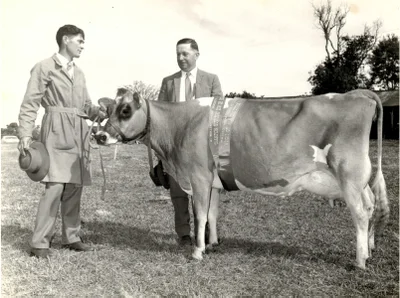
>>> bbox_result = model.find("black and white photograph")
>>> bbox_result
[1,0,399,296]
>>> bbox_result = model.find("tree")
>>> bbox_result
[368,34,399,90]
[308,32,380,94]
[124,81,160,100]
[226,90,257,98]
[312,0,349,61]
[32,125,41,140]
[1,122,19,137]
[309,0,381,94]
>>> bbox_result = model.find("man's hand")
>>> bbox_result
[98,97,114,121]
[97,104,109,122]
[18,136,32,156]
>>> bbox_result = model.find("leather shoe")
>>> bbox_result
[178,235,192,246]
[62,241,94,252]
[30,248,52,258]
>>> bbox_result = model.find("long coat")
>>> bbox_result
[158,69,223,102]
[18,54,100,186]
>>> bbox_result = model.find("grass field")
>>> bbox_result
[1,140,399,296]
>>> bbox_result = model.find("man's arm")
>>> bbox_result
[19,63,47,138]
[210,74,223,98]
[158,78,168,101]
[82,74,107,121]
[18,63,47,155]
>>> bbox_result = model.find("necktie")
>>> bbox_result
[66,62,74,79]
[185,72,192,101]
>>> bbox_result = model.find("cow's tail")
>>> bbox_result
[368,91,390,236]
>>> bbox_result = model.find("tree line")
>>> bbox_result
[1,123,40,139]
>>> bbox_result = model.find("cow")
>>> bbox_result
[95,88,389,269]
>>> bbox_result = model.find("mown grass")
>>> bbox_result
[1,140,399,296]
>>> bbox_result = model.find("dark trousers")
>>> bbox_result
[169,175,191,238]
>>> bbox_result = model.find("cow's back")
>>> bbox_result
[229,93,377,189]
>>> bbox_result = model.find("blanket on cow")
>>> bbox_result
[209,97,246,191]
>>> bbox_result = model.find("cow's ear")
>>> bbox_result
[133,92,141,108]
[98,97,115,109]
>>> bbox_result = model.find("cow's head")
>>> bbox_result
[95,87,148,145]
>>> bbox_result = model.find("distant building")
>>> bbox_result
[370,90,399,139]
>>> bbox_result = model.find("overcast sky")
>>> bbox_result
[0,0,398,127]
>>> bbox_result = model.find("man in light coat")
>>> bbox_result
[158,38,223,245]
[18,24,106,258]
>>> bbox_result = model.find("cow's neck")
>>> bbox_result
[145,100,201,161]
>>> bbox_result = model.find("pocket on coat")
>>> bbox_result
[52,115,75,150]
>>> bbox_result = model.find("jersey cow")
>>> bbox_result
[95,88,389,269]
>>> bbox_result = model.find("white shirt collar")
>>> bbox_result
[56,53,74,68]
[181,66,198,79]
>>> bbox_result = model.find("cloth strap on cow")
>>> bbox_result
[209,97,245,191]
[107,99,155,176]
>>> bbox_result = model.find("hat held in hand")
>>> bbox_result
[19,141,50,181]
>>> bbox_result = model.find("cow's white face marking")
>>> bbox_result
[325,93,337,99]
[197,97,214,107]
[310,144,332,164]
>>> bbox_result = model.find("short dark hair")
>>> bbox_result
[56,25,85,47]
[177,38,199,52]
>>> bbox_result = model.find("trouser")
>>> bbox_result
[169,175,191,238]
[30,182,83,249]
[169,175,210,239]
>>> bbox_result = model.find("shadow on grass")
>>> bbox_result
[211,238,353,269]
[83,220,351,268]
[1,224,32,253]
[84,220,180,253]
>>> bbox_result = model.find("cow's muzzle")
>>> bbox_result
[94,131,108,145]
[94,131,120,146]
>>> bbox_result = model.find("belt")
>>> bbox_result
[45,106,89,118]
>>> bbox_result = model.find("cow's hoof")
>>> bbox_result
[355,260,367,270]
[192,247,205,260]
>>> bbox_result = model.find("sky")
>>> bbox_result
[0,0,399,127]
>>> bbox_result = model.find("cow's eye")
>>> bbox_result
[118,104,132,119]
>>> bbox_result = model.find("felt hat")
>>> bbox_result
[149,160,170,190]
[19,141,50,181]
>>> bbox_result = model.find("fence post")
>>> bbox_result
[114,145,118,160]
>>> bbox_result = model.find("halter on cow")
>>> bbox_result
[95,88,389,269]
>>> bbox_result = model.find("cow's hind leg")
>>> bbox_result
[206,187,221,251]
[338,156,373,269]
[342,182,370,269]
[362,185,375,256]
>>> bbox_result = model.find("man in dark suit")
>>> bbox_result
[158,38,223,245]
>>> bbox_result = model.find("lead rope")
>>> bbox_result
[87,116,107,200]
[97,117,107,200]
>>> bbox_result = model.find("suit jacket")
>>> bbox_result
[158,69,222,102]
[18,54,100,185]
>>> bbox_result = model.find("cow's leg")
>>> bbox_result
[206,187,221,250]
[342,183,370,269]
[363,185,376,255]
[338,155,372,269]
[191,179,212,260]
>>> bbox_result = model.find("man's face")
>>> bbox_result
[176,43,199,72]
[65,33,85,58]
